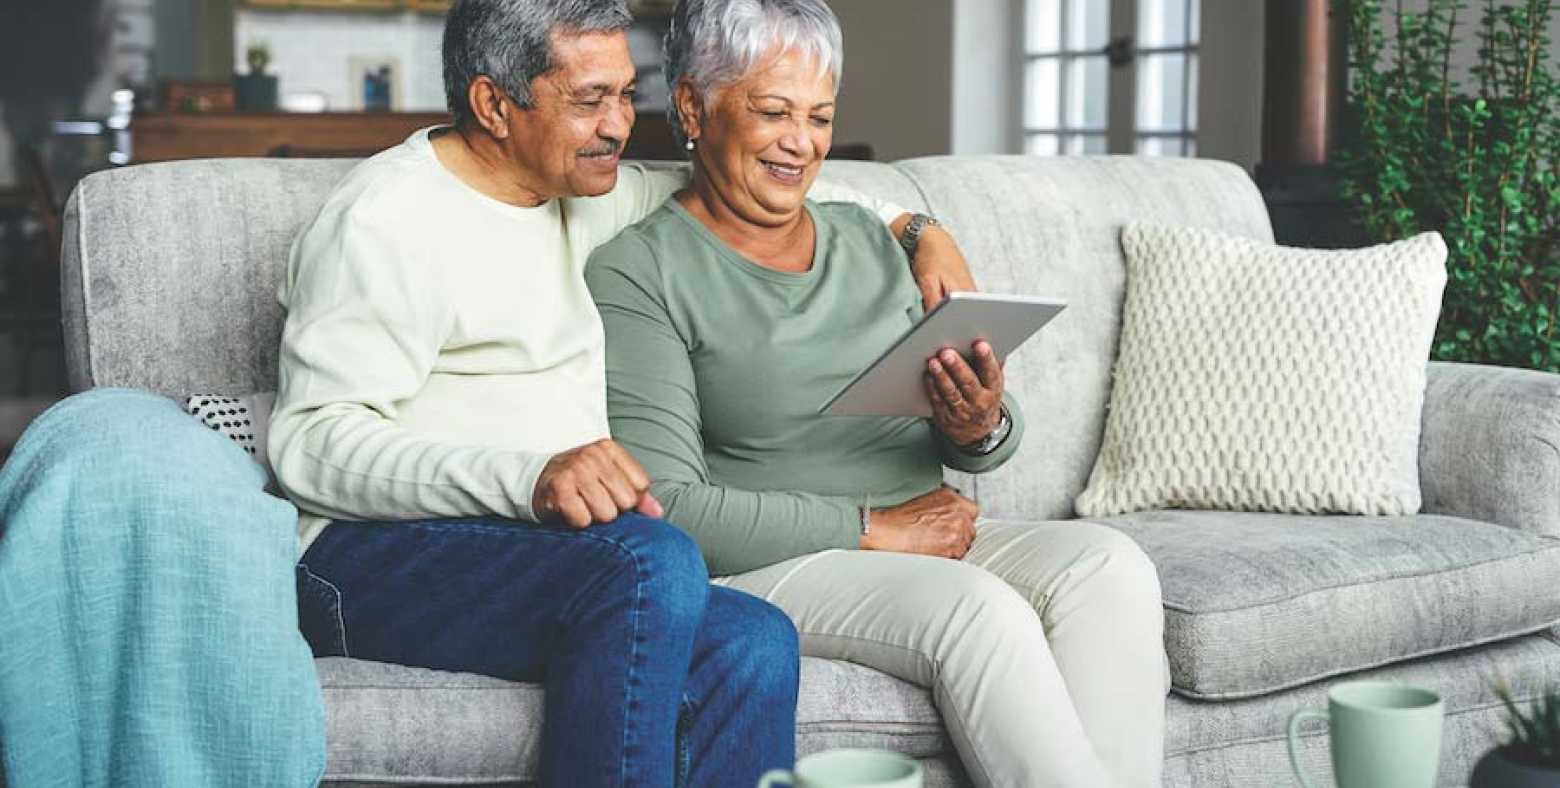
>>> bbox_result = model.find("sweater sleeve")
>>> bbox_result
[586,237,864,576]
[935,391,1027,473]
[269,208,550,524]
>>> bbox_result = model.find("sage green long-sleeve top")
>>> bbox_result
[585,199,1025,575]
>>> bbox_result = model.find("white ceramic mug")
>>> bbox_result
[758,749,924,788]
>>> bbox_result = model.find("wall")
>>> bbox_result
[230,7,669,115]
[951,0,1022,155]
[232,7,447,111]
[831,0,956,161]
[1198,0,1265,170]
[155,0,197,79]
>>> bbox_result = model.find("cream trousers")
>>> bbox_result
[715,519,1170,788]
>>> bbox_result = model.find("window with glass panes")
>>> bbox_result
[1024,0,1200,156]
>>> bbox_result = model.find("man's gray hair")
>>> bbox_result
[663,0,844,140]
[442,0,633,123]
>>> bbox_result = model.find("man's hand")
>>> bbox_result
[902,221,977,311]
[860,486,979,559]
[925,340,1005,446]
[532,439,665,528]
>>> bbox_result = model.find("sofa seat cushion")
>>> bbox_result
[317,655,948,784]
[1102,511,1560,699]
[1164,631,1560,786]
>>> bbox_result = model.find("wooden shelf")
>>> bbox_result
[129,112,451,162]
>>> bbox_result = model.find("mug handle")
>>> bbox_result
[1287,709,1330,788]
[758,769,795,788]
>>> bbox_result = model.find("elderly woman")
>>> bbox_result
[585,0,1168,785]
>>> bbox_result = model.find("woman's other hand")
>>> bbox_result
[925,340,1004,446]
[861,486,978,559]
[907,224,977,311]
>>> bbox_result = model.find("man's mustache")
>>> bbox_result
[578,139,623,158]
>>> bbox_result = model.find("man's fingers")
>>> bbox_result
[580,479,621,524]
[972,341,1003,390]
[557,493,593,529]
[601,472,640,512]
[605,441,652,491]
[938,348,985,401]
[636,491,665,519]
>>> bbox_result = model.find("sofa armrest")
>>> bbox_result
[1419,361,1560,536]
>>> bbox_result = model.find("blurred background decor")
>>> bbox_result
[3,0,1477,459]
[0,0,112,404]
[234,41,278,110]
[348,57,401,112]
[627,0,676,16]
[1335,0,1560,372]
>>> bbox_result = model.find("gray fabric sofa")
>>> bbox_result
[59,153,1560,787]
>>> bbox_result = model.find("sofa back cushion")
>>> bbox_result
[62,158,359,396]
[61,154,1272,518]
[902,156,1273,519]
[61,158,927,395]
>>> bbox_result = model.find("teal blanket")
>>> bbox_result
[0,389,324,787]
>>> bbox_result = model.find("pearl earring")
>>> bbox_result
[685,138,696,151]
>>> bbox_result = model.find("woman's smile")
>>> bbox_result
[759,158,807,186]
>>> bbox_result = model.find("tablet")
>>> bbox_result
[818,292,1066,418]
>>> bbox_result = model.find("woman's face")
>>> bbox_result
[684,47,836,225]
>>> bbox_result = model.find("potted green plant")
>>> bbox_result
[234,42,278,111]
[1470,683,1560,787]
[1335,0,1560,372]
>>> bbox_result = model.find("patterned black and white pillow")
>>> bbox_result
[184,391,276,476]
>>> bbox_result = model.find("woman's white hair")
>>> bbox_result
[663,0,844,143]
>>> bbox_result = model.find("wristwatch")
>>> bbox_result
[959,405,1013,456]
[899,213,940,260]
[859,505,872,536]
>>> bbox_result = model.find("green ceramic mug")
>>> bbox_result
[758,749,923,788]
[1287,680,1444,788]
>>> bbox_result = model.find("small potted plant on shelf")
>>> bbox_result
[1470,682,1560,787]
[234,42,278,111]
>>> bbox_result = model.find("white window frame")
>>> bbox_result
[1022,0,1200,156]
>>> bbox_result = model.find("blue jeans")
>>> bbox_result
[297,514,798,788]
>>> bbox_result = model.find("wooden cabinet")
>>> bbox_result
[129,112,451,163]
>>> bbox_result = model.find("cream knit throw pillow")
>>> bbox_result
[1075,224,1448,517]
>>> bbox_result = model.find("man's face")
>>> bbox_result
[504,30,637,199]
